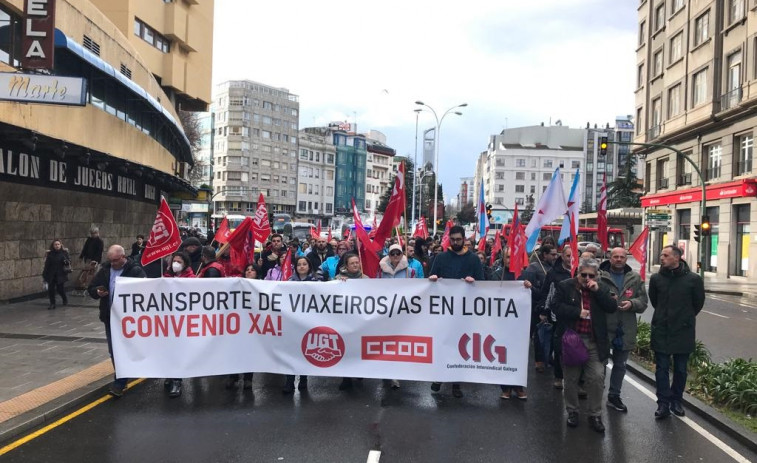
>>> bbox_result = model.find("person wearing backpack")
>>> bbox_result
[553,258,617,433]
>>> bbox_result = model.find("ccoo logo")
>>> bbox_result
[301,326,345,368]
[458,333,507,364]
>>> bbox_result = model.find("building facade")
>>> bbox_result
[636,0,756,277]
[0,0,212,301]
[211,80,300,217]
[478,125,586,210]
[365,134,395,215]
[458,177,474,207]
[297,129,336,222]
[333,132,367,215]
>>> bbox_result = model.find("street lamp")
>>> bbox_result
[411,108,422,227]
[417,166,434,222]
[415,101,467,235]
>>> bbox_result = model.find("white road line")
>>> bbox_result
[708,295,755,310]
[367,450,381,463]
[622,373,752,463]
[702,310,729,319]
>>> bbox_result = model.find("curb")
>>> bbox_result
[626,359,757,454]
[0,375,112,445]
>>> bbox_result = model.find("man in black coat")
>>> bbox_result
[88,245,146,398]
[79,227,104,265]
[306,236,334,273]
[649,245,705,419]
[553,258,616,433]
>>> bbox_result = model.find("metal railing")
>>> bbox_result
[705,167,720,181]
[647,125,661,141]
[657,178,669,189]
[677,173,692,186]
[736,159,753,175]
[720,87,743,111]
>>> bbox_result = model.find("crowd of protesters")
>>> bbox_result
[40,220,702,434]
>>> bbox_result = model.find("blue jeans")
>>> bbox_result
[104,320,128,388]
[654,352,689,405]
[608,349,630,397]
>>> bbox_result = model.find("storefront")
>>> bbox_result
[640,179,757,278]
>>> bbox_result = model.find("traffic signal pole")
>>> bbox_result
[609,141,706,280]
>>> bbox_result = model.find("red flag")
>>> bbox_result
[440,220,454,251]
[343,227,350,239]
[490,229,502,266]
[281,248,293,281]
[413,217,429,239]
[312,219,322,239]
[396,227,404,248]
[142,196,182,266]
[226,217,254,271]
[629,227,650,281]
[373,162,406,245]
[327,227,332,242]
[477,236,486,252]
[368,214,378,238]
[508,204,528,279]
[569,211,580,277]
[352,199,380,277]
[252,194,271,244]
[597,173,609,254]
[215,217,231,245]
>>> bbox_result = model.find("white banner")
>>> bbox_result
[111,278,531,386]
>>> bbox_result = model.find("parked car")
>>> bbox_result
[577,241,604,258]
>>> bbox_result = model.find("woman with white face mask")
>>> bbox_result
[161,251,194,398]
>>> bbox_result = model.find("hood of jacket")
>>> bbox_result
[380,255,409,275]
[658,259,691,278]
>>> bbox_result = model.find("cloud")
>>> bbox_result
[212,0,637,199]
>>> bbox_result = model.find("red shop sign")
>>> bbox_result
[641,179,757,207]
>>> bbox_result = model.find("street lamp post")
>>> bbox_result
[410,108,422,227]
[417,167,433,222]
[415,101,467,236]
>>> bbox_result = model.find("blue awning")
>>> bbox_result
[53,29,191,156]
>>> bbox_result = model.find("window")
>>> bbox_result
[736,134,753,175]
[706,144,721,180]
[636,107,643,135]
[515,185,525,193]
[671,0,684,14]
[544,159,553,168]
[530,185,536,194]
[516,159,526,167]
[515,197,524,206]
[653,49,663,76]
[639,20,646,46]
[727,51,742,93]
[670,32,683,63]
[655,3,665,30]
[637,63,645,88]
[515,172,525,180]
[694,12,709,46]
[543,173,551,181]
[571,160,580,169]
[729,0,744,24]
[668,84,681,117]
[693,69,707,106]
[530,172,536,180]
[134,18,170,53]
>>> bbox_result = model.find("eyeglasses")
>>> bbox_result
[389,251,402,256]
[449,237,464,243]
[580,273,597,279]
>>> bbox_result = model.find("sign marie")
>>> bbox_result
[21,0,56,71]
[0,73,87,106]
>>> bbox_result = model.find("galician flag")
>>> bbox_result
[558,169,581,246]
[525,168,567,253]
[477,181,489,241]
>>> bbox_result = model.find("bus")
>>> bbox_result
[503,224,625,250]
[271,213,292,234]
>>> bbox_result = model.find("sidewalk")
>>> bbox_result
[0,293,113,442]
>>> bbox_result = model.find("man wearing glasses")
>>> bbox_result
[553,258,617,433]
[428,225,484,398]
[649,245,704,420]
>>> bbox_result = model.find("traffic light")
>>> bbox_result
[693,224,701,243]
[701,216,711,236]
[486,204,493,221]
[599,137,608,156]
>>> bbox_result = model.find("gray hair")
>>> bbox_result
[578,258,600,273]
[90,226,99,234]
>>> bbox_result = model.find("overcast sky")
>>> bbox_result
[212,0,638,200]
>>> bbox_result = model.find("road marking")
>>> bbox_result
[0,379,144,456]
[707,295,755,310]
[622,373,751,463]
[367,450,381,463]
[702,310,729,319]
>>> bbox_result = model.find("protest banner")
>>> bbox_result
[111,278,531,386]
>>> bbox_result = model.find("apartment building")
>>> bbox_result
[365,132,395,215]
[297,129,336,221]
[458,177,474,207]
[636,0,756,277]
[211,80,300,216]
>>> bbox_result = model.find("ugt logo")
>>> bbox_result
[301,326,345,368]
[458,333,507,364]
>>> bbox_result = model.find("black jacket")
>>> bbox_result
[553,278,617,361]
[88,258,146,322]
[306,247,334,273]
[79,237,104,263]
[43,248,71,285]
[537,257,573,317]
[649,260,705,354]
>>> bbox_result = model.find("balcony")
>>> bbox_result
[720,87,743,111]
[657,178,669,189]
[647,125,661,141]
[677,173,692,186]
[736,159,753,176]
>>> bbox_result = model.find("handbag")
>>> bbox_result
[63,259,73,274]
[562,328,589,366]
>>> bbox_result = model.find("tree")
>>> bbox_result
[179,109,206,185]
[377,158,415,214]
[456,201,476,224]
[607,155,642,208]
[520,194,535,223]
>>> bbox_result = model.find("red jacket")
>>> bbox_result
[163,267,195,278]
